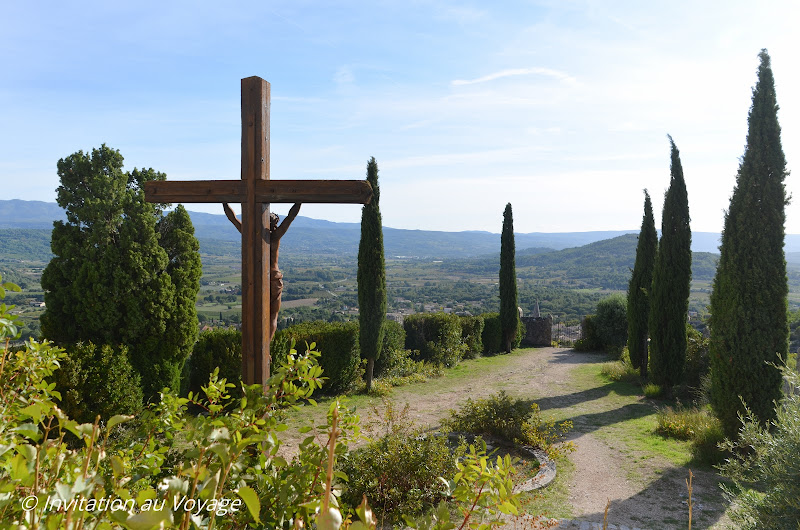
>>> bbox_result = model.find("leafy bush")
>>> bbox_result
[442,391,573,457]
[718,367,800,528]
[51,341,143,424]
[643,383,663,398]
[459,315,484,359]
[594,294,628,357]
[185,327,241,397]
[403,312,465,367]
[684,324,710,389]
[374,319,406,376]
[273,320,361,394]
[656,404,725,465]
[599,358,640,384]
[481,313,502,354]
[338,402,460,523]
[574,314,602,351]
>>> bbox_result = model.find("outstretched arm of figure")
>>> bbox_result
[273,203,301,240]
[223,203,242,234]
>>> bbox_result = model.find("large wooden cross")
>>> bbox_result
[145,77,372,389]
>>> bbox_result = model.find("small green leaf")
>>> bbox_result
[237,486,261,523]
[107,414,134,430]
[125,506,173,530]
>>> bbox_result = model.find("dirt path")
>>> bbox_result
[279,347,731,529]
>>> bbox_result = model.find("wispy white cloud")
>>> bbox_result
[452,67,577,86]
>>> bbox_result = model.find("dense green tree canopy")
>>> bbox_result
[499,203,518,353]
[710,50,789,438]
[649,137,692,388]
[357,157,387,391]
[41,145,201,399]
[627,190,657,376]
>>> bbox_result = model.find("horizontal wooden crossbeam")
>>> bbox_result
[144,179,372,204]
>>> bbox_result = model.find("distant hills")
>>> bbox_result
[5,198,800,259]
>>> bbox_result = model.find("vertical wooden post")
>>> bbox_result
[240,76,271,389]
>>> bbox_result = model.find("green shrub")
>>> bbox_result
[442,391,573,457]
[338,403,460,523]
[481,312,502,354]
[403,312,465,367]
[600,359,640,384]
[655,404,725,465]
[375,319,406,376]
[684,324,710,389]
[643,383,663,398]
[595,294,628,357]
[718,367,800,528]
[51,341,143,424]
[273,320,361,394]
[574,314,602,351]
[459,315,484,359]
[186,328,242,397]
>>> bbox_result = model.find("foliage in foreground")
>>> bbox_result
[718,367,800,528]
[0,275,520,529]
[442,391,574,458]
[337,401,461,524]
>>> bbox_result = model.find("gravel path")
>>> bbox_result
[279,347,732,529]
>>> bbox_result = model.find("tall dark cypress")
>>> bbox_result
[499,203,518,353]
[358,157,387,392]
[648,137,692,388]
[710,50,788,438]
[627,190,658,378]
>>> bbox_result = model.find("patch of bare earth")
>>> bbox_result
[279,348,732,529]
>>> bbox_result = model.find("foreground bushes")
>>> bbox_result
[0,275,521,529]
[442,391,573,458]
[338,402,461,523]
[718,367,800,528]
[51,341,143,424]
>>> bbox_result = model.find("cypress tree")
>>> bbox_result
[357,157,387,392]
[499,203,518,353]
[710,49,788,438]
[627,190,658,378]
[41,145,201,399]
[648,137,692,388]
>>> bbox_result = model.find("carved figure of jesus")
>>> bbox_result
[224,202,301,342]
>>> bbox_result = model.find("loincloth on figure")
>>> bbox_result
[270,270,284,308]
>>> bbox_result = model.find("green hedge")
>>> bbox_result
[459,315,484,359]
[186,328,241,397]
[403,312,465,367]
[273,320,361,394]
[481,313,502,354]
[187,322,361,396]
[375,320,406,377]
[52,342,143,424]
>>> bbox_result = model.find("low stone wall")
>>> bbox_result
[521,316,552,347]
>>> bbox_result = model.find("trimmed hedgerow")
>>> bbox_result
[403,312,465,367]
[459,315,484,359]
[51,341,143,424]
[273,320,361,394]
[375,319,406,376]
[185,328,242,397]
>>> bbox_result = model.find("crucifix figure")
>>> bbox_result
[223,201,301,342]
[145,77,372,390]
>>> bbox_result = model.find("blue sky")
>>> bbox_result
[2,1,799,234]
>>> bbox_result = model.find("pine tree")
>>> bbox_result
[627,190,658,378]
[357,157,387,392]
[710,50,788,438]
[648,137,692,388]
[499,203,518,353]
[41,145,201,399]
